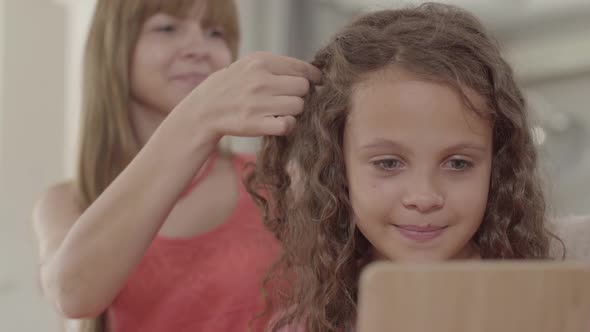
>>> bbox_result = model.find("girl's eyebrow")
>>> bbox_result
[440,143,490,155]
[359,139,489,154]
[359,138,411,155]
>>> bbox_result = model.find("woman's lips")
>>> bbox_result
[171,73,208,87]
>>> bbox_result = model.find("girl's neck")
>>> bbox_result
[129,100,168,147]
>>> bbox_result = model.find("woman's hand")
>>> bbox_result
[170,52,322,141]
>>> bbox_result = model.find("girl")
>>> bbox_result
[247,3,562,332]
[32,0,320,331]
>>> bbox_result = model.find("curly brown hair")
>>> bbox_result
[246,3,562,331]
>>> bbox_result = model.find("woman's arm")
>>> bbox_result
[33,123,217,318]
[32,53,321,319]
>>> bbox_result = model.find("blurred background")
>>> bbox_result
[1,0,589,330]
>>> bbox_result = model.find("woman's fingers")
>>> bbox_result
[247,53,322,84]
[257,115,297,136]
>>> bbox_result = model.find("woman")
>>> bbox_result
[32,0,321,331]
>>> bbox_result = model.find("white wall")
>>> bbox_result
[59,0,96,178]
[0,1,65,331]
[526,75,590,216]
[0,0,4,205]
[0,0,6,312]
[501,15,590,217]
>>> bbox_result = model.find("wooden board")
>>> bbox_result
[357,261,590,332]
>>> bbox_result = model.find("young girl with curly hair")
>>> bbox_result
[247,3,562,331]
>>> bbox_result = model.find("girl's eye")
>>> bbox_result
[156,24,177,33]
[444,158,473,171]
[205,27,225,38]
[372,158,403,171]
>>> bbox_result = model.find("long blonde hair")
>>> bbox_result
[77,0,239,206]
[74,0,239,330]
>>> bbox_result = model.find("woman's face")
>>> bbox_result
[130,1,232,114]
[343,67,492,263]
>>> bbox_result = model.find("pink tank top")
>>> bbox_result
[106,154,279,332]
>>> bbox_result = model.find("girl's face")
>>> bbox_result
[343,67,492,262]
[130,1,232,114]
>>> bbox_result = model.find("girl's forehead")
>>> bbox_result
[352,66,490,119]
[141,0,207,21]
[346,70,493,148]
